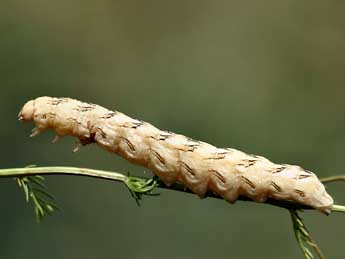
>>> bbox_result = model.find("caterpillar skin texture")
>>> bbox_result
[19,97,333,214]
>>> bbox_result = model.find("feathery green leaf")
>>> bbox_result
[290,209,324,259]
[16,175,58,222]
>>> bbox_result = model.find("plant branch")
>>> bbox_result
[0,166,342,213]
[2,166,344,259]
[321,175,345,183]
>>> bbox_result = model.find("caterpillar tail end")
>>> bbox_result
[323,208,332,216]
[314,192,334,215]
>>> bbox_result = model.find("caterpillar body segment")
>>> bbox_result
[19,96,334,214]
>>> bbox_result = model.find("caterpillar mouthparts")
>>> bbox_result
[19,96,334,214]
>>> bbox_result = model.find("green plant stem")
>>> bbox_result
[321,175,345,183]
[0,166,127,182]
[0,166,342,213]
[331,204,345,213]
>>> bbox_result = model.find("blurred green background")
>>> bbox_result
[1,1,344,258]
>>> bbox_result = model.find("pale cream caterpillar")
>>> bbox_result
[18,96,334,214]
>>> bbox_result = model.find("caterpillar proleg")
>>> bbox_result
[19,97,334,214]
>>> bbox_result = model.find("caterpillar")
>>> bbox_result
[18,96,334,214]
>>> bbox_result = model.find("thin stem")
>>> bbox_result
[331,204,345,213]
[320,175,345,183]
[0,166,127,181]
[0,166,340,213]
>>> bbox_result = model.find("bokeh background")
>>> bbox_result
[1,1,345,258]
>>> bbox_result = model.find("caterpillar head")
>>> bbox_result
[18,99,35,121]
[18,97,54,137]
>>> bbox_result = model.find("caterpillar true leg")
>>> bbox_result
[30,128,40,138]
[52,135,60,144]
